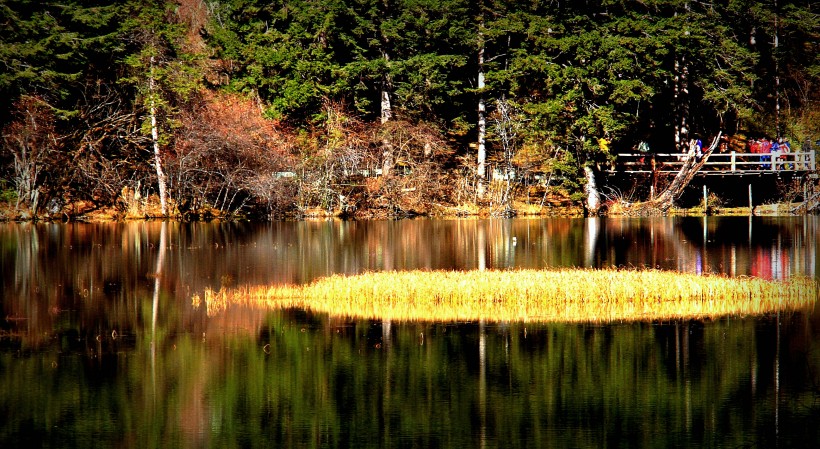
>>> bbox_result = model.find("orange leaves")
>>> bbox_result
[178,90,296,163]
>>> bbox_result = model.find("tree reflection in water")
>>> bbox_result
[1,218,819,447]
[2,313,819,448]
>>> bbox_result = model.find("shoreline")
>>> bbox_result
[0,200,808,223]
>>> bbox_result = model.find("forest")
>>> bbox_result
[1,0,819,220]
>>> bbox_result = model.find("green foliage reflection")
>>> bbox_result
[3,310,820,448]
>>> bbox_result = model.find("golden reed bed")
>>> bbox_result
[193,269,818,323]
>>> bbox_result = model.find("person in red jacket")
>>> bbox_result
[760,138,772,169]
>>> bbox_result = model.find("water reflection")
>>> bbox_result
[1,217,819,447]
[1,218,818,342]
[2,311,818,448]
[591,216,817,280]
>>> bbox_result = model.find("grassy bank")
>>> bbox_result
[194,268,817,323]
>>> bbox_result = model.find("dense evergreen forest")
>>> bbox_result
[1,0,818,219]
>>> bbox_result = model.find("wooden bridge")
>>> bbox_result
[609,151,817,176]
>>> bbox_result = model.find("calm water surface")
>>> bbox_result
[1,217,818,448]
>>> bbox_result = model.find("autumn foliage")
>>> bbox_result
[173,91,298,217]
[2,1,819,220]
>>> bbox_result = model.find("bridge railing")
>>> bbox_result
[613,151,817,173]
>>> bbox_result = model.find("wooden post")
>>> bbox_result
[749,184,753,215]
[650,185,655,201]
[731,151,736,171]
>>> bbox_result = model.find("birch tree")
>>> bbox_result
[122,0,202,216]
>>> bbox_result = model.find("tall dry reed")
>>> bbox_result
[193,268,817,323]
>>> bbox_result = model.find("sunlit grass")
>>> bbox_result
[193,268,817,323]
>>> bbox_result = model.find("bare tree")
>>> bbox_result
[1,96,61,215]
[289,101,374,215]
[371,118,452,216]
[491,98,522,216]
[173,91,297,217]
[71,81,149,207]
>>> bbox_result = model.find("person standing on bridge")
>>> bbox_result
[780,138,792,169]
[771,139,781,170]
[761,138,772,169]
[695,138,703,161]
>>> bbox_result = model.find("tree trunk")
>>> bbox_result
[673,5,690,153]
[584,165,601,215]
[494,98,517,215]
[149,56,169,216]
[380,67,394,176]
[379,0,394,177]
[644,132,722,212]
[673,54,689,153]
[773,0,781,137]
[380,51,392,125]
[476,24,487,198]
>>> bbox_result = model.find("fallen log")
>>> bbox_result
[633,132,722,213]
[791,190,820,214]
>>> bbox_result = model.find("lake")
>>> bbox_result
[1,217,818,448]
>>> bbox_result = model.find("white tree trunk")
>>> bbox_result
[774,0,781,136]
[380,72,392,125]
[673,4,692,153]
[380,23,394,176]
[149,56,169,216]
[476,28,487,197]
[380,79,394,176]
[673,54,689,153]
[584,165,600,215]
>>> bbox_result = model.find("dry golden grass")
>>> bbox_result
[193,268,817,323]
[512,200,584,216]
